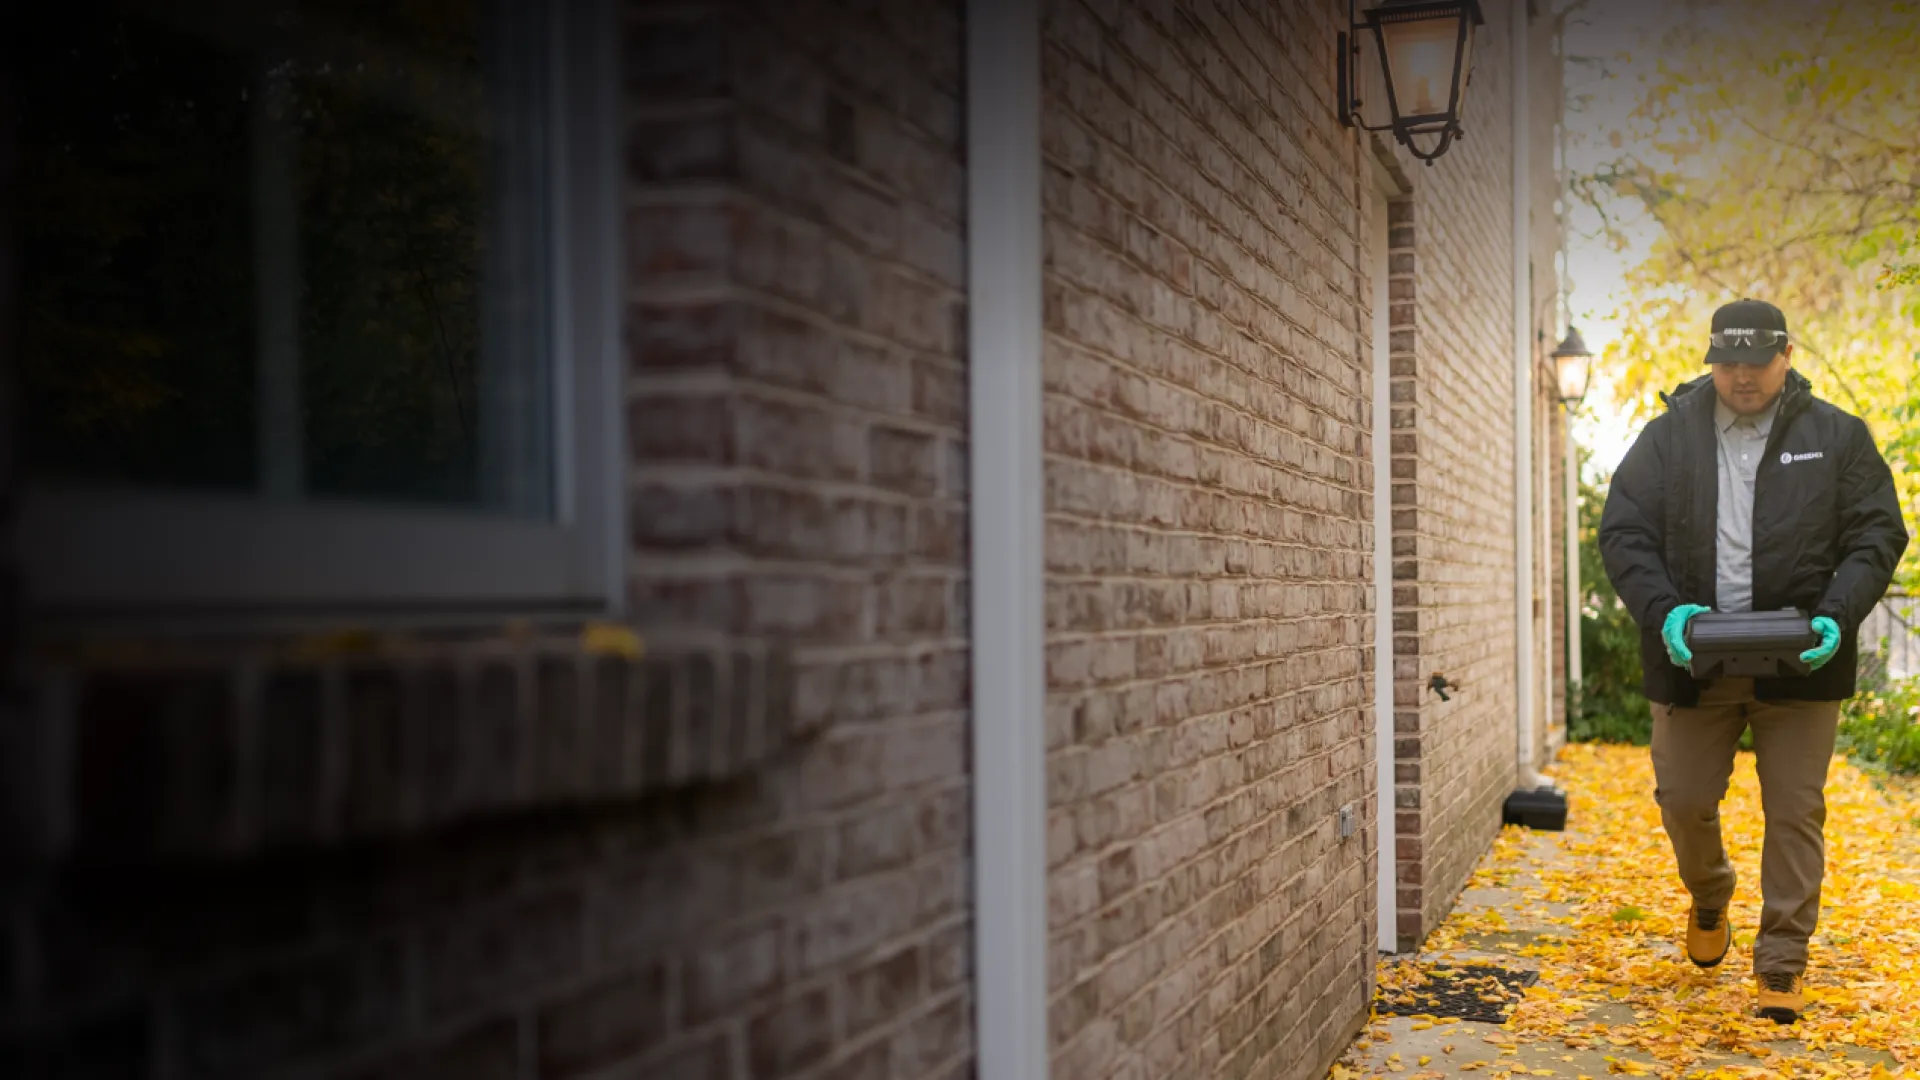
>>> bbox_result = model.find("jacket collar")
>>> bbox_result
[1664,368,1812,426]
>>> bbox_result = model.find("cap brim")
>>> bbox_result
[1703,344,1779,366]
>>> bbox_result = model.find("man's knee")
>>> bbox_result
[1656,785,1727,821]
[1760,786,1827,831]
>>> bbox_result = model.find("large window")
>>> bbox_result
[18,0,622,621]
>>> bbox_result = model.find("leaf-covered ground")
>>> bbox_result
[1333,743,1920,1079]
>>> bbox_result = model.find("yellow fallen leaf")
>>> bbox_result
[579,621,645,659]
[286,627,382,660]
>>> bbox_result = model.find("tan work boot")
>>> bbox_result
[1685,905,1730,968]
[1756,972,1806,1024]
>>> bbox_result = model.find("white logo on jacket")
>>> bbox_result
[1779,450,1824,464]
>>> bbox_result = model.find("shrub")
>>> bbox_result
[1838,664,1920,776]
[1571,468,1653,745]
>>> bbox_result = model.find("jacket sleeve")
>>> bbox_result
[1599,418,1685,633]
[1813,416,1911,629]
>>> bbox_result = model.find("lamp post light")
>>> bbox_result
[1552,325,1595,725]
[1338,0,1486,165]
[1553,325,1594,408]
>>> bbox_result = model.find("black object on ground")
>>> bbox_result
[1503,786,1567,831]
[1685,608,1820,679]
[1374,963,1541,1025]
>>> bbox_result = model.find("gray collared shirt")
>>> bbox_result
[1714,394,1781,613]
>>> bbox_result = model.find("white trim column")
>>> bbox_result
[1510,0,1545,790]
[967,0,1049,1077]
[1565,410,1581,721]
[1369,181,1397,954]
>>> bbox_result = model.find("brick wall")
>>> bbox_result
[626,0,974,1077]
[1038,2,1378,1077]
[1,1,974,1078]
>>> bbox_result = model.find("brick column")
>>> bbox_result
[1384,197,1426,952]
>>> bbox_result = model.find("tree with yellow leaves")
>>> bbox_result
[1577,0,1920,593]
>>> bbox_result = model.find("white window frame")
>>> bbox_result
[18,0,625,627]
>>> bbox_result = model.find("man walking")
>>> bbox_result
[1598,298,1909,1024]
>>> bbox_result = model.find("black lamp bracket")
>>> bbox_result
[1337,0,1469,166]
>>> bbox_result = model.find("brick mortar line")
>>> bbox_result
[1051,736,1364,884]
[628,464,966,500]
[1043,650,1369,683]
[1041,334,1366,441]
[1056,827,1369,1066]
[1043,514,1367,544]
[1043,623,1373,644]
[1045,627,1370,650]
[629,480,967,518]
[1036,363,1369,473]
[1041,454,1371,514]
[1043,240,1364,398]
[730,99,968,235]
[1043,672,1363,711]
[1049,809,1364,1009]
[1089,0,1362,267]
[1051,10,1358,282]
[1048,711,1367,765]
[1054,0,1341,228]
[625,194,966,340]
[1044,555,1374,579]
[1042,195,1345,369]
[1043,428,1370,506]
[1039,298,1365,445]
[1219,932,1368,1075]
[730,5,964,162]
[793,775,974,840]
[1040,124,1362,361]
[629,375,968,444]
[724,165,969,288]
[646,281,967,371]
[628,554,965,579]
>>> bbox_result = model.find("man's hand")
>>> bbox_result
[1662,604,1713,667]
[1801,616,1842,671]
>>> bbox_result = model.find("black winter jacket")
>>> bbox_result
[1598,370,1909,706]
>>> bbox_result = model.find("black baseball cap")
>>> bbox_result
[1704,298,1791,366]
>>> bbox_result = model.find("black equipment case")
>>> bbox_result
[1684,609,1821,680]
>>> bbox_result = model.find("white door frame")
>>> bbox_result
[1369,171,1398,954]
[967,0,1049,1076]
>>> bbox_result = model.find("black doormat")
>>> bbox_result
[1373,963,1540,1024]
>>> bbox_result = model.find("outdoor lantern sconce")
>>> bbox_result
[1338,0,1485,165]
[1552,325,1595,408]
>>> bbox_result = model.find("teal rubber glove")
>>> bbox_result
[1801,616,1842,671]
[1662,604,1713,667]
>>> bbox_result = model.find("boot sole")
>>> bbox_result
[1758,1007,1801,1025]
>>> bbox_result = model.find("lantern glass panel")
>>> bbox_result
[1556,350,1591,405]
[1378,11,1464,118]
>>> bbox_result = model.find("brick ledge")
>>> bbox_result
[1,640,799,865]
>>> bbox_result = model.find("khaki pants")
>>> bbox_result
[1649,677,1840,975]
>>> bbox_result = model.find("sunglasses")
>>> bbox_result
[1709,328,1789,349]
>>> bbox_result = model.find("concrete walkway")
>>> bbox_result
[1330,745,1920,1079]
